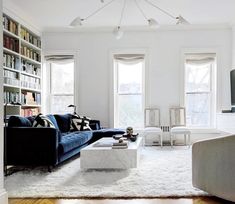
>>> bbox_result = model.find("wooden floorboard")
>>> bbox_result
[8,197,235,204]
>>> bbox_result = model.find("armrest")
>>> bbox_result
[6,127,60,166]
[192,134,235,202]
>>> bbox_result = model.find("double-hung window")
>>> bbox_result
[184,53,216,128]
[45,55,75,114]
[114,54,145,129]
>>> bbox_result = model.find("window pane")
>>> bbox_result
[185,63,210,92]
[51,62,74,94]
[118,62,142,94]
[117,95,144,128]
[51,95,74,114]
[186,93,210,127]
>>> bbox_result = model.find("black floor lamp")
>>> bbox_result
[68,104,77,114]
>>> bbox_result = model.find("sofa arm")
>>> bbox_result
[192,134,235,202]
[6,127,60,166]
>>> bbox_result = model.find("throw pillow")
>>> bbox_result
[32,113,55,128]
[70,114,92,131]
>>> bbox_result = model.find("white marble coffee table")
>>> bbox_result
[80,137,142,169]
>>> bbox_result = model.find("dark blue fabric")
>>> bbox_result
[47,114,60,130]
[54,114,71,133]
[26,116,35,125]
[59,131,93,154]
[92,128,125,137]
[8,116,32,127]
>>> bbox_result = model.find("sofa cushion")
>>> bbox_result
[8,116,32,127]
[59,131,93,154]
[47,114,60,130]
[89,120,101,130]
[54,114,72,133]
[32,114,55,128]
[70,114,91,131]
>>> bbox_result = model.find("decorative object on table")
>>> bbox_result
[126,126,133,136]
[68,104,77,114]
[121,126,139,142]
[113,134,123,140]
[112,137,128,149]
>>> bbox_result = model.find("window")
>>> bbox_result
[184,53,216,128]
[45,55,75,114]
[114,54,145,129]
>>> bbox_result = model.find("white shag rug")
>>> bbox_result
[5,147,208,198]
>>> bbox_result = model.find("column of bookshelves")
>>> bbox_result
[3,14,21,117]
[3,13,42,118]
[19,24,42,117]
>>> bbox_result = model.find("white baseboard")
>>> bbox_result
[0,189,8,204]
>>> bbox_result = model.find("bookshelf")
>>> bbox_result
[3,13,42,118]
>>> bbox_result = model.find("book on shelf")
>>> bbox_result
[21,91,41,105]
[3,34,19,52]
[4,91,20,104]
[3,53,20,70]
[3,15,18,35]
[21,107,40,117]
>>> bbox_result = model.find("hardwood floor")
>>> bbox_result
[8,197,234,204]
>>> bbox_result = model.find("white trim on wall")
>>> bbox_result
[108,48,149,128]
[43,50,79,114]
[1,0,8,202]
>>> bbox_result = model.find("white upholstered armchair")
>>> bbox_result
[192,134,235,202]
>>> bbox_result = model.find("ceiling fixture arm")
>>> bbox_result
[134,0,148,21]
[84,0,117,21]
[143,0,176,20]
[118,0,127,27]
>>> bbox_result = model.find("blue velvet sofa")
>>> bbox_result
[6,114,124,170]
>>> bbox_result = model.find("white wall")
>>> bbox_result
[43,27,232,128]
[232,26,235,68]
[0,0,8,203]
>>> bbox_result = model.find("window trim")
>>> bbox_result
[43,51,77,115]
[113,57,145,129]
[182,51,217,128]
[48,61,75,114]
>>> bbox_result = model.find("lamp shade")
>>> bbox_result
[70,17,83,27]
[113,26,124,40]
[148,18,159,28]
[176,15,190,25]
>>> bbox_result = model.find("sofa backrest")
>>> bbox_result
[54,114,72,133]
[8,116,33,127]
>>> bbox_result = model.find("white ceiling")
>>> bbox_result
[4,0,235,31]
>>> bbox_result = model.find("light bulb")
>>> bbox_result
[148,18,159,28]
[113,26,124,40]
[70,17,83,27]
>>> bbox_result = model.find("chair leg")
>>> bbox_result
[170,134,173,147]
[184,134,186,145]
[188,134,191,148]
[159,134,163,147]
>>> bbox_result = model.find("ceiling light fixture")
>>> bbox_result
[70,0,190,39]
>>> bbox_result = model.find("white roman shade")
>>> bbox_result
[45,55,74,64]
[114,54,145,64]
[185,53,216,65]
